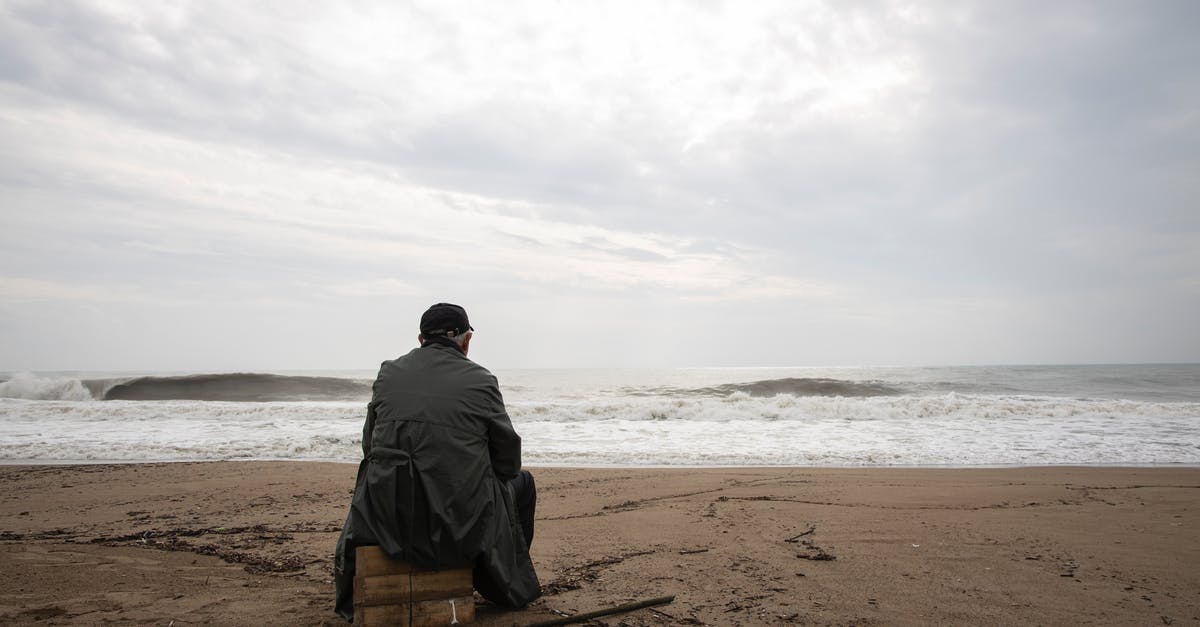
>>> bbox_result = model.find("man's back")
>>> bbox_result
[334,307,540,622]
[368,344,520,475]
[359,343,522,567]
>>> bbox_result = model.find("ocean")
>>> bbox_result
[1,364,1198,467]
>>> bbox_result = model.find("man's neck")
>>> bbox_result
[421,335,466,355]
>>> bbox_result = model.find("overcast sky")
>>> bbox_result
[1,1,1198,371]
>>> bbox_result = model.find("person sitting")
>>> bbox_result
[334,303,540,621]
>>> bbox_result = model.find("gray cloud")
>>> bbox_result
[1,0,1197,369]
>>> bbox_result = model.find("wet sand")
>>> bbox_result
[1,462,1198,625]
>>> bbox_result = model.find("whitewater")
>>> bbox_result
[1,364,1198,466]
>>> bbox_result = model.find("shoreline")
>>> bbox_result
[5,458,1200,469]
[2,462,1198,625]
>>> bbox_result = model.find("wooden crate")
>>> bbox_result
[354,546,475,626]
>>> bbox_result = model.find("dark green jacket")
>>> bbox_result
[334,342,540,620]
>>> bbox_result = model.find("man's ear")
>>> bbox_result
[417,334,424,346]
[461,333,472,356]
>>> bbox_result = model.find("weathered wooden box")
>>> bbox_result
[354,545,474,626]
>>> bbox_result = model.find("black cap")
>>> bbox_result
[419,303,473,337]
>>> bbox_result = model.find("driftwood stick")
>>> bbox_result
[528,595,676,626]
[785,525,817,543]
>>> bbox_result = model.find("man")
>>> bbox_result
[334,303,540,621]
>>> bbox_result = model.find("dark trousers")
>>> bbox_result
[509,470,536,550]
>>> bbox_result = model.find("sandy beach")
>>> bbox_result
[1,462,1197,625]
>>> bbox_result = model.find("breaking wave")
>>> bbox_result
[702,377,900,398]
[0,372,371,402]
[101,373,371,401]
[0,373,94,401]
[622,377,901,398]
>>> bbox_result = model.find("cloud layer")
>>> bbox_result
[1,0,1197,369]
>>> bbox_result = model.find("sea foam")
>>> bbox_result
[3,366,1198,466]
[0,373,94,401]
[2,392,1197,466]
